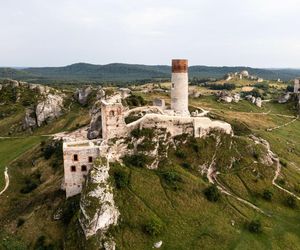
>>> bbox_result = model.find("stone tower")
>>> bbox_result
[171,59,190,116]
[101,101,126,140]
[294,78,300,93]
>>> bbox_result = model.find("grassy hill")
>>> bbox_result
[0,83,299,249]
[1,63,300,84]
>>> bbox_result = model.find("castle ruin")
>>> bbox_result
[63,59,232,197]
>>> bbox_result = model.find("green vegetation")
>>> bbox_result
[203,185,221,202]
[0,136,44,189]
[248,220,262,234]
[143,217,164,236]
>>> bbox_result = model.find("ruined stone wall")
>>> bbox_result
[63,144,101,198]
[127,114,232,138]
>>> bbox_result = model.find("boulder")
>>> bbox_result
[75,86,93,105]
[255,97,262,107]
[233,93,240,103]
[278,92,291,104]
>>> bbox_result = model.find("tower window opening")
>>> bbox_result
[109,110,115,116]
[71,166,76,172]
[73,154,78,161]
[88,156,93,163]
[81,165,87,172]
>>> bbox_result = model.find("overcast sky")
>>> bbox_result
[1,0,300,68]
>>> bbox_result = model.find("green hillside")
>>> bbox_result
[1,63,300,84]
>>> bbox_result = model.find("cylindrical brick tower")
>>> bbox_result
[171,59,190,116]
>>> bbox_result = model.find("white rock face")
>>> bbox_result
[278,92,291,104]
[233,93,240,103]
[36,94,64,126]
[79,158,119,245]
[255,97,262,107]
[75,86,93,105]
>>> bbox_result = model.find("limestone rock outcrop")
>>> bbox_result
[79,158,119,248]
[75,86,93,105]
[0,79,65,129]
[36,94,64,126]
[87,88,106,139]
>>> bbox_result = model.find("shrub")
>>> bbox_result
[123,154,152,168]
[160,170,182,190]
[125,115,140,124]
[127,143,134,149]
[137,140,156,151]
[124,95,146,107]
[181,162,191,169]
[61,196,80,225]
[144,217,163,236]
[20,178,39,194]
[34,235,54,250]
[175,150,187,159]
[285,196,297,209]
[17,218,25,227]
[203,185,220,202]
[262,189,273,201]
[279,159,288,167]
[114,170,129,189]
[131,128,154,139]
[248,220,262,233]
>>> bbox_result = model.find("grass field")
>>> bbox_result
[0,136,45,189]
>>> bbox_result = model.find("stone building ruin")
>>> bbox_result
[63,140,103,197]
[63,59,233,197]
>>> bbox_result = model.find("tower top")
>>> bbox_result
[172,59,188,73]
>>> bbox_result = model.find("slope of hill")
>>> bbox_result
[1,63,300,84]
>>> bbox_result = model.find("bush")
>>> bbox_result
[124,95,146,107]
[114,170,129,189]
[137,140,156,152]
[262,189,273,201]
[125,115,141,124]
[248,220,262,233]
[181,162,191,169]
[160,170,182,190]
[285,196,297,209]
[131,128,154,139]
[17,218,25,227]
[61,196,80,225]
[34,235,54,250]
[175,150,187,159]
[20,178,39,194]
[279,159,288,167]
[203,185,220,202]
[144,217,163,236]
[123,154,152,168]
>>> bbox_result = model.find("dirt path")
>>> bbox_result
[0,167,9,196]
[251,135,300,201]
[205,136,268,215]
[267,115,299,131]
